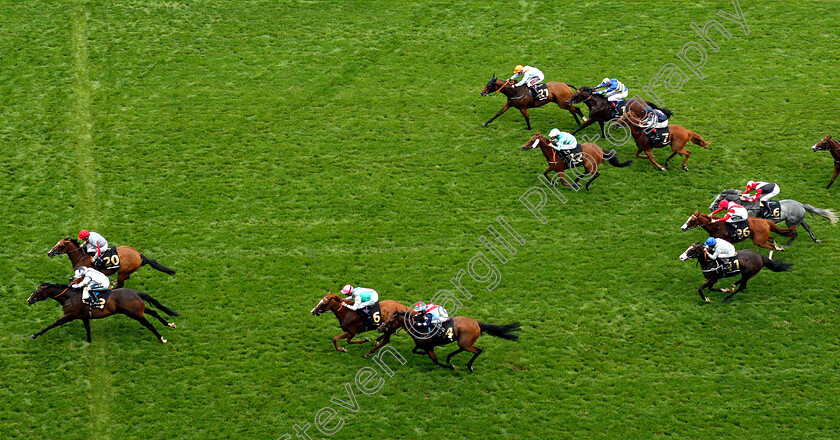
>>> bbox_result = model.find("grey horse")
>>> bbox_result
[710,189,837,245]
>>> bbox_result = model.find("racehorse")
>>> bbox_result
[310,293,408,355]
[710,189,837,244]
[613,111,711,171]
[680,211,798,254]
[27,282,178,343]
[565,86,668,137]
[522,133,632,190]
[378,310,520,372]
[48,237,175,288]
[679,242,793,303]
[480,74,585,130]
[812,134,840,188]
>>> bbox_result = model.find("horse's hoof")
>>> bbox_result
[364,338,371,343]
[704,298,711,303]
[29,334,36,340]
[481,122,488,127]
[815,239,821,243]
[722,298,729,303]
[338,348,347,353]
[363,353,371,359]
[168,323,176,329]
[160,338,168,344]
[445,364,455,370]
[682,167,689,172]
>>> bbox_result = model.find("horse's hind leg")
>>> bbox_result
[798,220,818,243]
[722,276,750,302]
[518,108,531,130]
[331,331,351,352]
[144,307,176,328]
[644,149,666,171]
[115,272,129,289]
[464,346,484,373]
[127,313,167,343]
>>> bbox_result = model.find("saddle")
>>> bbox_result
[95,248,120,270]
[610,100,627,119]
[648,126,670,147]
[432,319,456,343]
[531,83,549,101]
[712,256,741,277]
[85,290,111,310]
[359,302,382,330]
[760,200,782,222]
[724,219,752,242]
[552,143,584,166]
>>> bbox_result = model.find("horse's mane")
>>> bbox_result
[69,238,81,245]
[40,282,73,290]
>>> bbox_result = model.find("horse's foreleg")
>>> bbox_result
[698,279,715,303]
[115,272,129,289]
[364,334,392,358]
[827,164,839,189]
[346,334,371,345]
[412,345,426,356]
[570,118,597,135]
[518,108,531,130]
[483,103,510,127]
[584,171,601,191]
[83,318,92,343]
[644,149,666,171]
[30,315,76,340]
[445,347,465,365]
[331,331,351,352]
[427,349,453,370]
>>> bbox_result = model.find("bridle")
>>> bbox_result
[52,240,86,256]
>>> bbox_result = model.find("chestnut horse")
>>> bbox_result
[680,211,798,254]
[521,133,632,190]
[27,282,178,343]
[811,134,840,188]
[679,242,793,303]
[310,293,408,356]
[613,111,710,171]
[48,237,175,288]
[566,86,667,137]
[480,74,584,130]
[379,310,520,372]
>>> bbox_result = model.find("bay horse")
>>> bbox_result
[522,133,632,190]
[566,86,668,137]
[48,237,175,288]
[309,293,408,356]
[679,242,793,303]
[710,189,837,244]
[379,310,520,372]
[680,211,798,255]
[812,134,840,188]
[27,282,178,343]
[480,74,584,130]
[612,111,710,171]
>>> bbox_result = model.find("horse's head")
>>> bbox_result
[709,190,742,212]
[480,74,508,96]
[27,283,69,305]
[680,210,704,231]
[310,293,342,316]
[378,310,407,334]
[522,133,547,151]
[47,237,80,258]
[567,86,592,105]
[678,242,705,261]
[812,134,835,152]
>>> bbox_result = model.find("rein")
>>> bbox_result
[490,80,510,96]
[54,286,70,299]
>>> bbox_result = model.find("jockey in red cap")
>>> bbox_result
[710,199,748,224]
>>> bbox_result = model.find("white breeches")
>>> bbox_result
[606,90,628,101]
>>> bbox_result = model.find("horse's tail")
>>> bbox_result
[802,204,838,225]
[768,222,798,238]
[478,322,521,341]
[605,149,633,167]
[686,129,711,148]
[761,256,793,273]
[141,255,176,275]
[138,292,180,317]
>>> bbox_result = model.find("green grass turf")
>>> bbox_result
[2,1,840,439]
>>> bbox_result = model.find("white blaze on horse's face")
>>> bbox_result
[678,245,695,261]
[310,297,328,316]
[680,214,696,231]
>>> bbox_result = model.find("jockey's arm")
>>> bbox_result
[71,275,92,289]
[710,207,726,216]
[344,295,362,310]
[715,213,732,223]
[508,72,522,82]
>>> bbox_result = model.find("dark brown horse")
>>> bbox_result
[378,310,520,372]
[679,242,793,303]
[310,293,408,356]
[613,111,711,171]
[48,237,175,288]
[566,87,664,137]
[812,134,840,188]
[480,74,584,130]
[522,133,632,190]
[680,211,798,254]
[27,282,178,343]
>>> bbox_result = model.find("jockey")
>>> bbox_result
[592,77,629,102]
[710,199,749,223]
[78,230,109,267]
[548,129,578,162]
[642,105,669,144]
[71,266,110,307]
[741,180,780,203]
[704,237,737,271]
[412,301,450,329]
[508,65,545,96]
[341,284,378,316]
